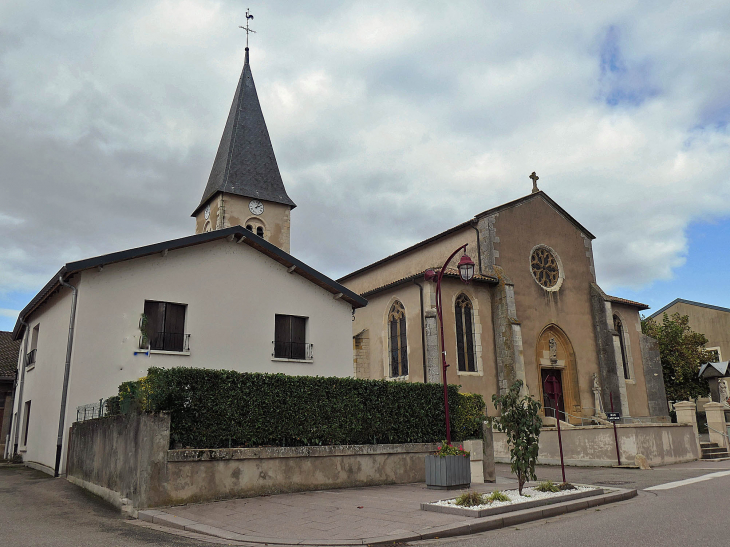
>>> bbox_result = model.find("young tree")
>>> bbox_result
[641,312,712,401]
[491,380,542,495]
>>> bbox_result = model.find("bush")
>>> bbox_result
[451,392,486,440]
[455,491,485,507]
[116,367,482,449]
[558,482,576,491]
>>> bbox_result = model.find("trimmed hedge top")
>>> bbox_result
[114,367,485,449]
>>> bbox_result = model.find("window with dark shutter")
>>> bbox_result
[274,315,310,359]
[143,301,188,352]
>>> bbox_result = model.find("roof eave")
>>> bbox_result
[13,227,366,340]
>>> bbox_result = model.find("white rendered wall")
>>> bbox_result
[14,239,355,474]
[10,286,76,474]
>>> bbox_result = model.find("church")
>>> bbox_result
[6,46,365,475]
[340,178,669,424]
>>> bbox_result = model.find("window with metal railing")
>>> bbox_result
[273,315,311,360]
[140,301,190,352]
[26,349,37,367]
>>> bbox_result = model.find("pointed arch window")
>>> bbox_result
[455,294,476,372]
[613,315,631,380]
[388,301,408,377]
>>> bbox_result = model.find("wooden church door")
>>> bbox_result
[541,369,565,420]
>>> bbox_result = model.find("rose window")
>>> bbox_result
[531,247,560,288]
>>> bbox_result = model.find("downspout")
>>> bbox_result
[471,222,483,274]
[55,276,78,477]
[413,279,428,383]
[12,318,30,456]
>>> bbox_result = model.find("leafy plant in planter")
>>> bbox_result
[425,440,471,490]
[491,380,542,495]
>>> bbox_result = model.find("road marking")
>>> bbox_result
[645,470,730,491]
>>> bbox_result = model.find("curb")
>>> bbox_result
[138,488,637,545]
[421,487,604,518]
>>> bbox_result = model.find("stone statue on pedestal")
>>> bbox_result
[592,373,606,418]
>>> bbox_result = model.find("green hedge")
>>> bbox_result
[117,367,485,449]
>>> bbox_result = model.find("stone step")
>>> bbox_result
[701,447,727,455]
[701,452,730,460]
[700,442,720,448]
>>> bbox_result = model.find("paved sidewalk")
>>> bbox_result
[140,480,514,543]
[136,475,636,545]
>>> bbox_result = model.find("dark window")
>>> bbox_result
[274,315,310,360]
[613,315,630,379]
[143,301,188,352]
[22,400,31,446]
[246,224,253,231]
[455,294,476,372]
[388,301,408,377]
[27,324,39,367]
[256,226,264,237]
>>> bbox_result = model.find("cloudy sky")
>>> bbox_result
[1,0,729,331]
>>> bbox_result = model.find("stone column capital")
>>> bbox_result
[673,401,697,411]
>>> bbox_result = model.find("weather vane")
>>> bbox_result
[239,9,255,48]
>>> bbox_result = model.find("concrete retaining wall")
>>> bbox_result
[66,412,444,509]
[494,423,699,467]
[66,412,171,509]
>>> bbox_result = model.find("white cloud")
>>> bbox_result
[0,0,729,299]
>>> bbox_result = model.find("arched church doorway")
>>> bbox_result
[536,325,581,424]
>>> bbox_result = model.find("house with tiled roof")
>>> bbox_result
[6,47,366,476]
[340,180,669,424]
[648,299,730,364]
[1,331,20,458]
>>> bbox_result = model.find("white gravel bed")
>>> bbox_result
[433,485,597,510]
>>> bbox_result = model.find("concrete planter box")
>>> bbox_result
[425,454,470,490]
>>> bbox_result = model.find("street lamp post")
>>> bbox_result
[425,244,476,444]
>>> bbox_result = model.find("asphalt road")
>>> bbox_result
[0,465,217,547]
[416,461,730,547]
[2,460,729,546]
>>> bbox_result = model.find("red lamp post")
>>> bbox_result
[425,244,476,444]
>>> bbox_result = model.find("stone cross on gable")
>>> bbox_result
[530,172,540,194]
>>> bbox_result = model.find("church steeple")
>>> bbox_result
[193,46,295,252]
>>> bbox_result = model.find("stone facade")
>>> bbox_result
[341,191,666,422]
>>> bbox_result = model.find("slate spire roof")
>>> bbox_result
[192,47,296,216]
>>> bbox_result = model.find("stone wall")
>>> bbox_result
[162,443,439,507]
[353,330,370,378]
[640,333,670,419]
[493,423,698,467]
[66,412,171,510]
[67,413,459,510]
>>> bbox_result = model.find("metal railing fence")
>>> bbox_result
[272,341,313,360]
[138,332,190,352]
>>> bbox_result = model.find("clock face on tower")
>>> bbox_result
[249,200,264,215]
